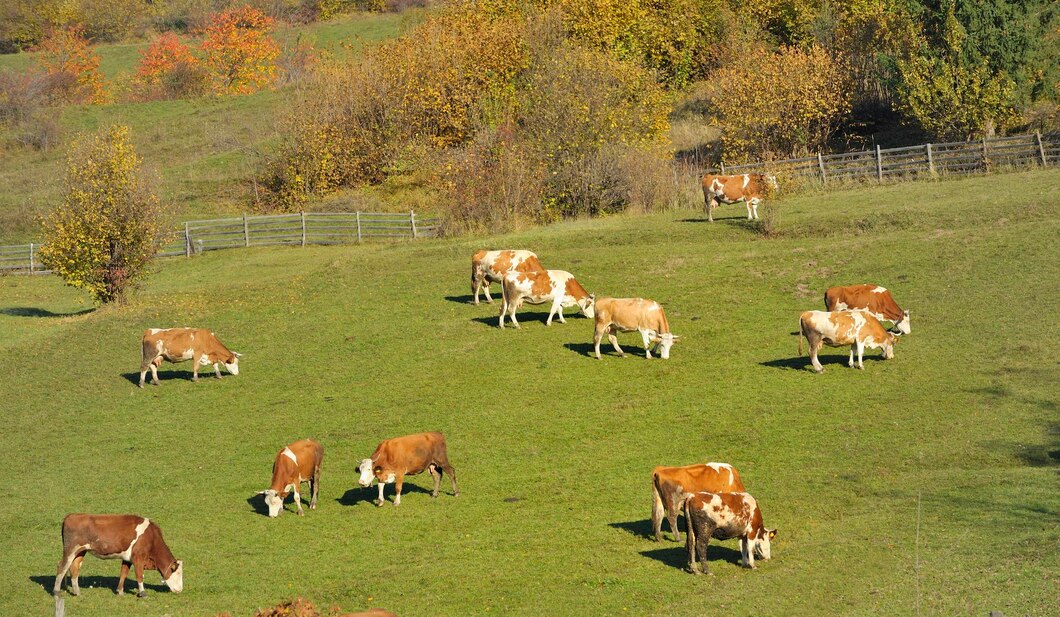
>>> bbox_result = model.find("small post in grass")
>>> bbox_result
[243,213,250,247]
[410,210,418,239]
[356,211,362,243]
[300,211,306,247]
[1036,131,1047,166]
[185,222,191,257]
[817,152,827,184]
[875,145,883,181]
[982,136,990,171]
[28,243,34,273]
[926,143,934,175]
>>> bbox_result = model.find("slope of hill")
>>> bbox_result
[1,170,1057,616]
[0,11,418,242]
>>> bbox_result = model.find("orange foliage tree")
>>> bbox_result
[200,6,280,96]
[136,33,197,85]
[34,26,107,104]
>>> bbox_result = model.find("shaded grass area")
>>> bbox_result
[0,12,414,242]
[0,170,1057,616]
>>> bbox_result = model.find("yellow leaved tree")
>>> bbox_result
[38,125,170,305]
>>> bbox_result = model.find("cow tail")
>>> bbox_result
[651,473,664,535]
[683,495,697,568]
[797,318,804,356]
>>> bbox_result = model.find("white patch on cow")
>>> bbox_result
[705,462,730,475]
[114,518,150,562]
[225,360,239,375]
[282,447,297,464]
[385,473,396,484]
[657,332,675,359]
[835,301,849,311]
[872,286,887,293]
[165,560,183,593]
[741,174,750,189]
[283,483,296,493]
[179,349,194,361]
[198,355,212,366]
[647,303,659,312]
[149,328,164,334]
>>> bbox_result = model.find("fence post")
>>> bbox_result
[1036,131,1047,166]
[243,213,250,247]
[875,145,883,181]
[719,161,726,174]
[29,243,35,273]
[356,211,362,243]
[300,212,307,247]
[185,222,191,257]
[982,136,990,171]
[817,152,826,183]
[926,143,934,175]
[410,210,418,239]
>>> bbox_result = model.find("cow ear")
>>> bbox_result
[256,490,266,495]
[768,529,777,539]
[374,466,383,475]
[233,352,243,358]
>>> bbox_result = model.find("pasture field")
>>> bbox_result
[0,169,1057,616]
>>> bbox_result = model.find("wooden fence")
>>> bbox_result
[2,210,438,275]
[712,131,1058,182]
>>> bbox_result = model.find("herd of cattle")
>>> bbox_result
[51,174,913,615]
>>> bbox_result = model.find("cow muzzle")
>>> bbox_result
[165,560,184,593]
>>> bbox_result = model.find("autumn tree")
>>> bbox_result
[135,32,208,99]
[34,26,108,104]
[200,6,280,95]
[38,125,170,305]
[711,44,851,162]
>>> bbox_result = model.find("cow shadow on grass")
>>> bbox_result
[444,294,478,305]
[639,544,744,572]
[760,354,888,371]
[336,484,434,508]
[1,307,94,318]
[609,519,656,540]
[565,343,652,359]
[29,575,167,597]
[245,493,313,517]
[676,214,750,224]
[120,370,198,386]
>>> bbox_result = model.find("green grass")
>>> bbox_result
[0,169,1057,615]
[0,11,417,243]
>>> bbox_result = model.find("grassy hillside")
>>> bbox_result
[0,169,1057,616]
[0,11,420,242]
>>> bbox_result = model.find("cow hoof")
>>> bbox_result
[152,381,160,386]
[137,383,144,389]
[374,500,384,507]
[69,590,79,597]
[688,568,702,576]
[115,590,123,596]
[137,590,146,598]
[431,492,439,498]
[297,510,305,517]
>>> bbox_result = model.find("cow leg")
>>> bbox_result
[133,561,146,598]
[69,554,85,596]
[498,297,507,328]
[857,341,866,369]
[150,360,160,386]
[294,486,304,516]
[809,335,824,373]
[706,195,717,222]
[393,475,404,506]
[609,327,625,357]
[191,353,201,382]
[443,463,459,496]
[848,344,856,368]
[117,561,129,595]
[310,467,320,510]
[546,298,563,326]
[751,198,761,220]
[593,326,605,359]
[742,536,757,569]
[213,363,222,379]
[668,508,681,542]
[138,365,148,388]
[54,548,78,597]
[472,273,483,305]
[509,300,522,329]
[482,280,493,304]
[376,481,385,506]
[428,464,441,498]
[640,329,653,359]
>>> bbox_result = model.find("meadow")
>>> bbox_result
[0,169,1057,616]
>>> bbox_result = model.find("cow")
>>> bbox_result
[54,514,183,602]
[825,284,911,335]
[701,173,777,222]
[651,463,745,542]
[356,432,459,506]
[139,328,241,387]
[684,492,777,575]
[799,310,896,373]
[498,270,594,328]
[258,439,323,518]
[471,250,544,305]
[593,297,679,360]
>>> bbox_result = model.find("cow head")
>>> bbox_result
[356,458,377,487]
[164,560,184,593]
[224,352,242,376]
[258,489,284,517]
[576,294,595,319]
[654,333,679,359]
[881,332,896,359]
[753,529,777,560]
[894,310,911,335]
[765,175,779,192]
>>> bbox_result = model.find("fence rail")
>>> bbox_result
[711,131,1058,182]
[4,210,439,275]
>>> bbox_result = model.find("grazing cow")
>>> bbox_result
[356,432,459,506]
[499,270,595,328]
[684,492,776,575]
[825,284,911,335]
[54,514,183,600]
[139,328,241,387]
[593,297,679,360]
[471,250,544,305]
[651,463,745,542]
[799,310,896,373]
[258,439,323,518]
[701,173,777,222]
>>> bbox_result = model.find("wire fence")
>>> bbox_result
[707,131,1058,182]
[2,210,438,276]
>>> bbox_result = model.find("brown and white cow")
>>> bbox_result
[54,514,183,601]
[651,463,745,542]
[139,328,241,387]
[799,310,896,373]
[684,492,776,574]
[701,173,777,222]
[499,270,594,328]
[258,439,323,518]
[471,250,544,305]
[593,297,679,360]
[825,284,911,335]
[356,432,459,506]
